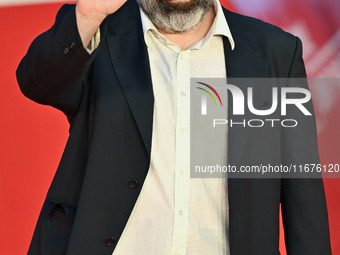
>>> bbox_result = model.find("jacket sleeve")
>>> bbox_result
[16,4,104,117]
[280,37,332,255]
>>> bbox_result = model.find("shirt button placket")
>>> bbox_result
[172,49,191,255]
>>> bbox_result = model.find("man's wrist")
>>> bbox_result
[75,7,105,48]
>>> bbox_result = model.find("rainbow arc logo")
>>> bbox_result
[196,82,222,115]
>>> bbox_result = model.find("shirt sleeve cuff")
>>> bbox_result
[86,27,101,54]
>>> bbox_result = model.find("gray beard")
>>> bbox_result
[137,0,213,33]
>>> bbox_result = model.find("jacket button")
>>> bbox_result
[128,180,138,189]
[70,40,77,48]
[105,237,116,247]
[63,46,70,55]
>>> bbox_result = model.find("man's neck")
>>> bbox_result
[156,5,216,50]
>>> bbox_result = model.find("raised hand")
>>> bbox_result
[75,0,127,48]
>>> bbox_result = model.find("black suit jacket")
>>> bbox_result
[17,1,331,254]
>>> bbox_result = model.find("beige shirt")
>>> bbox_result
[88,1,235,254]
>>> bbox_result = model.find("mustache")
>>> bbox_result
[157,0,201,13]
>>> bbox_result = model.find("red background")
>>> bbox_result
[0,1,339,254]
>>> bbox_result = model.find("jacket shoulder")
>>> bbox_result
[223,8,303,77]
[223,8,297,48]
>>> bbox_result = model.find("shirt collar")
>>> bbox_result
[140,0,235,50]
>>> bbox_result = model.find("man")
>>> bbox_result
[16,0,331,254]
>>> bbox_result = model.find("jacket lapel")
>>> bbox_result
[105,1,154,157]
[222,10,270,166]
[223,9,272,254]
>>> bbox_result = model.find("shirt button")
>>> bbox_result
[128,180,139,189]
[180,128,185,135]
[181,92,186,96]
[178,210,183,215]
[180,169,184,175]
[105,237,116,247]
